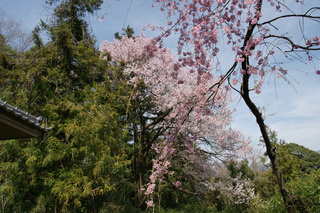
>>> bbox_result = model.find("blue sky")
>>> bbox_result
[1,0,319,151]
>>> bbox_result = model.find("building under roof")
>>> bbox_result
[0,100,51,140]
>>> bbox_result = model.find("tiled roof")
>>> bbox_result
[0,100,52,140]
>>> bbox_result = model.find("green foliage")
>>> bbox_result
[0,60,132,212]
[259,128,316,181]
[275,142,301,182]
[160,202,218,213]
[263,128,320,181]
[286,169,320,212]
[248,193,286,213]
[280,143,320,174]
[254,128,320,212]
[46,0,103,42]
[115,26,135,40]
[249,168,320,213]
[227,159,255,180]
[0,1,134,212]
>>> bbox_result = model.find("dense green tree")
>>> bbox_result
[0,1,134,212]
[287,168,320,213]
[252,129,320,212]
[227,159,255,180]
[280,143,320,174]
[260,128,300,182]
[114,26,135,40]
[46,0,103,42]
[260,128,320,181]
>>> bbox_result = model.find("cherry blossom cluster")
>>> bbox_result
[150,0,320,89]
[210,173,255,205]
[171,147,255,205]
[100,35,250,207]
[143,140,176,207]
[151,0,264,72]
[98,0,320,209]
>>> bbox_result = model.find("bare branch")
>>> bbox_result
[264,34,320,51]
[146,108,173,129]
[259,13,320,27]
[207,61,238,102]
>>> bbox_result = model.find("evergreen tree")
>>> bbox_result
[46,0,103,42]
[0,1,133,212]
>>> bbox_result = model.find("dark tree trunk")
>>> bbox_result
[134,146,147,211]
[133,121,148,211]
[241,72,298,212]
[238,1,302,212]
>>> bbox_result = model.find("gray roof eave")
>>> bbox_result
[0,100,52,140]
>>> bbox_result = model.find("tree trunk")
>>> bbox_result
[133,122,148,211]
[134,147,147,211]
[241,71,300,213]
[237,1,302,211]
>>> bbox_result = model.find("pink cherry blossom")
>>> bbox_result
[222,26,231,34]
[100,35,250,205]
[102,0,320,209]
[235,57,244,62]
[146,200,154,207]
